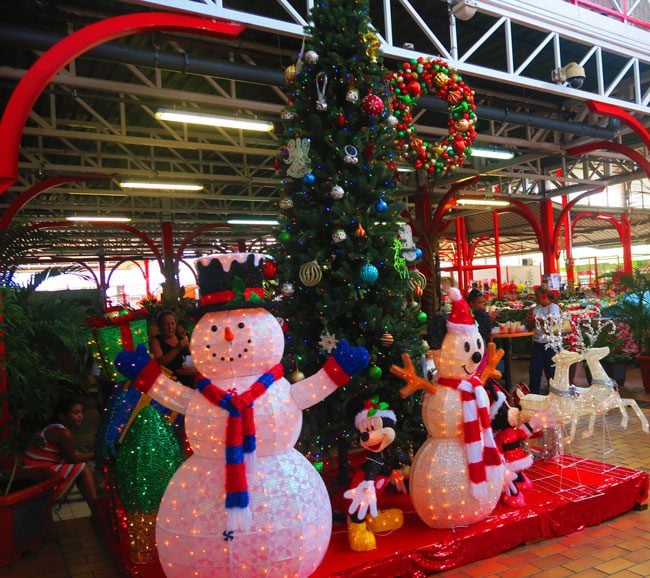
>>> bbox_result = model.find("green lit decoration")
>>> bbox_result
[115,405,183,564]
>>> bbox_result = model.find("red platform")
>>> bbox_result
[314,454,648,577]
[99,454,648,577]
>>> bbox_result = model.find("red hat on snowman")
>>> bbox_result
[446,287,479,335]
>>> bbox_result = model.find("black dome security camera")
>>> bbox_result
[551,62,586,89]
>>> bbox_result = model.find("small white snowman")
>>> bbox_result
[392,287,504,528]
[116,253,369,578]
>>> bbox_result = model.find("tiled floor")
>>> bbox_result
[2,360,648,577]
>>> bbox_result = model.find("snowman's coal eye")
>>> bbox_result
[238,322,245,329]
[211,325,218,332]
[464,342,470,352]
[477,339,482,349]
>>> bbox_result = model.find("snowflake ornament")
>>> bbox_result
[319,331,339,354]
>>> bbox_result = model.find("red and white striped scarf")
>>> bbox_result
[437,374,503,499]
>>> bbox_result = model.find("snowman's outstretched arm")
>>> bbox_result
[291,340,370,410]
[115,344,192,413]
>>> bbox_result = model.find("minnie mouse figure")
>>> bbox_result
[486,382,550,507]
[343,396,405,551]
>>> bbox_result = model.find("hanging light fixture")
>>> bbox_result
[155,109,274,132]
[119,182,204,191]
[66,216,132,222]
[470,147,515,160]
[455,198,510,207]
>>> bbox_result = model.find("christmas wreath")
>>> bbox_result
[389,57,477,175]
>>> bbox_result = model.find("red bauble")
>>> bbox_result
[262,261,278,280]
[407,80,422,96]
[337,113,346,127]
[362,94,384,116]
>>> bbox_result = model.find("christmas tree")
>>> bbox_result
[271,0,427,474]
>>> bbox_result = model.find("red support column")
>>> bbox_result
[144,259,151,297]
[98,256,108,311]
[621,213,633,274]
[414,186,433,280]
[540,200,558,275]
[493,210,503,299]
[561,196,575,291]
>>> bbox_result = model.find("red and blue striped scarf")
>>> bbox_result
[195,363,284,531]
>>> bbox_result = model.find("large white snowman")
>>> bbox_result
[116,253,369,578]
[393,288,504,528]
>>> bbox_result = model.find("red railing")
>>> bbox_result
[568,0,650,30]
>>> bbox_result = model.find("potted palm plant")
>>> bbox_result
[601,269,650,392]
[0,228,90,565]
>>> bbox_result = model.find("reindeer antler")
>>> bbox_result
[479,342,504,383]
[390,354,437,398]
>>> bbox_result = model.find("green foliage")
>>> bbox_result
[601,269,650,355]
[271,0,426,462]
[1,285,88,457]
[0,226,49,287]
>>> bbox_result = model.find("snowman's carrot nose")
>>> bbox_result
[224,326,234,342]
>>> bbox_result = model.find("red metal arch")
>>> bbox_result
[495,200,544,248]
[586,101,650,150]
[0,13,245,194]
[567,141,650,179]
[29,221,164,271]
[0,174,113,230]
[551,187,605,257]
[570,211,624,239]
[175,223,231,262]
[107,258,146,287]
[429,176,480,235]
[467,234,493,263]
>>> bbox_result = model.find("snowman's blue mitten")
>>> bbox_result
[115,343,161,393]
[323,340,370,386]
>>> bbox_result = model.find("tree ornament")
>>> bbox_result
[280,108,295,120]
[279,231,291,243]
[284,64,297,83]
[289,369,306,383]
[354,223,367,238]
[414,247,423,260]
[375,199,388,213]
[362,94,384,116]
[417,311,428,323]
[408,270,427,292]
[330,185,345,199]
[299,260,323,286]
[359,263,379,284]
[387,115,398,126]
[346,87,359,103]
[389,56,477,175]
[337,112,347,127]
[368,365,383,380]
[281,282,295,296]
[284,137,312,178]
[315,72,328,111]
[343,145,359,164]
[261,260,278,280]
[363,143,376,161]
[318,331,339,354]
[362,30,381,63]
[380,333,394,347]
[304,173,316,185]
[332,229,348,243]
[278,197,294,209]
[304,50,319,64]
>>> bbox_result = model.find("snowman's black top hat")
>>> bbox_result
[196,253,273,312]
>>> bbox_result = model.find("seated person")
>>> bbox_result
[466,288,497,344]
[23,398,98,513]
[149,310,196,387]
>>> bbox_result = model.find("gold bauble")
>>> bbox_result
[447,90,463,104]
[455,118,470,132]
[299,260,323,286]
[289,370,305,383]
[284,64,297,83]
[434,72,449,86]
[362,31,381,63]
[408,269,427,291]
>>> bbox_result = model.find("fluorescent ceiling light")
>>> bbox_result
[67,216,132,222]
[471,147,515,160]
[156,109,274,132]
[227,219,279,226]
[119,181,204,191]
[456,199,511,207]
